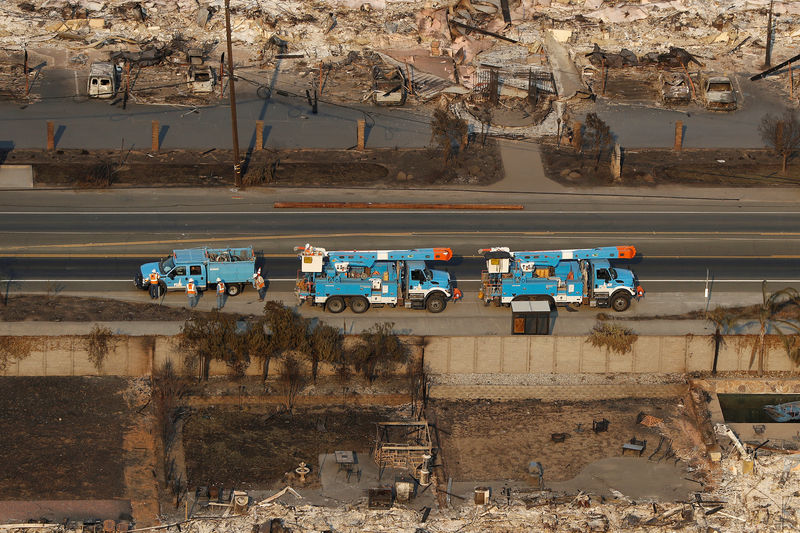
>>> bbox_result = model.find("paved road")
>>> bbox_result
[0,188,796,335]
[0,66,788,151]
[0,208,798,255]
[2,256,799,295]
[0,68,430,150]
[1,192,799,300]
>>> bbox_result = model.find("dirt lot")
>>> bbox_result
[542,146,800,187]
[0,377,132,499]
[0,295,229,322]
[182,406,396,490]
[0,143,503,188]
[429,396,703,483]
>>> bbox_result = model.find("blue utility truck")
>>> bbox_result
[294,244,461,313]
[478,245,643,312]
[135,247,256,296]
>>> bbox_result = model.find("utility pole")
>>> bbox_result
[765,0,774,68]
[224,0,242,188]
[23,47,29,97]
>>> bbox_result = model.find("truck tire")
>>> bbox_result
[326,296,346,314]
[226,283,242,296]
[158,280,167,295]
[426,293,447,313]
[349,296,370,314]
[611,292,631,312]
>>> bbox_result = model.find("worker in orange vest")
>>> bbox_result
[216,277,226,309]
[252,270,266,301]
[186,278,198,308]
[148,269,160,300]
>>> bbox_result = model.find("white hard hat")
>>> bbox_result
[216,278,221,282]
[189,278,194,282]
[152,269,157,273]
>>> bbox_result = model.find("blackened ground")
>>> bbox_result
[542,146,800,187]
[0,377,131,499]
[1,143,504,188]
[182,406,395,490]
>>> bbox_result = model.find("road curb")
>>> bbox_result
[273,201,524,210]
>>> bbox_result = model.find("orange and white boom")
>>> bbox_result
[478,246,636,266]
[296,244,454,267]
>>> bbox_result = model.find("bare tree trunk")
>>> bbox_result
[262,357,271,380]
[783,151,788,174]
[758,323,766,376]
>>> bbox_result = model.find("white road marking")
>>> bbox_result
[1,210,800,216]
[13,278,800,283]
[640,279,800,283]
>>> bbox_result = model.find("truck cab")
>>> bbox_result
[138,251,207,292]
[586,259,639,311]
[405,260,452,310]
[135,247,256,296]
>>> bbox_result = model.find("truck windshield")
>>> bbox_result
[609,268,618,279]
[423,268,433,280]
[159,257,175,274]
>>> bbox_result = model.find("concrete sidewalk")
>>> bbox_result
[428,383,687,401]
[0,289,763,337]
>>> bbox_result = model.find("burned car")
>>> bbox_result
[87,62,116,98]
[702,75,736,111]
[186,49,214,94]
[659,71,691,105]
[371,66,407,106]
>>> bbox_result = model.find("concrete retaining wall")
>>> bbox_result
[1,335,424,378]
[2,334,796,377]
[424,335,799,375]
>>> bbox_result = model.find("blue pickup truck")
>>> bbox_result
[135,247,256,296]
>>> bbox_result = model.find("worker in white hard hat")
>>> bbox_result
[252,270,266,301]
[216,277,226,309]
[186,277,198,308]
[148,268,161,300]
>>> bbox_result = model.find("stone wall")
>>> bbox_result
[1,335,424,378]
[423,335,799,375]
[2,334,796,377]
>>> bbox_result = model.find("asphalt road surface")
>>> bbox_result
[1,205,798,295]
[0,68,431,150]
[1,256,799,295]
[1,68,787,151]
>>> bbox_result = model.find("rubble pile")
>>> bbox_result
[0,0,795,131]
[15,455,800,533]
[0,1,797,86]
[0,1,797,68]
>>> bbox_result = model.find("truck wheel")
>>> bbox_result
[226,283,241,296]
[426,293,447,313]
[326,296,346,314]
[350,296,370,314]
[611,292,631,312]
